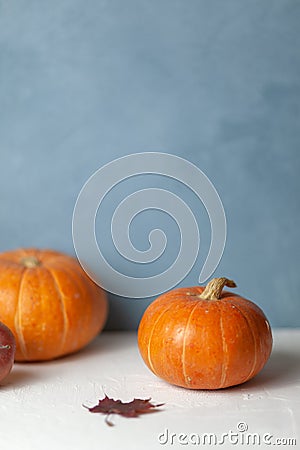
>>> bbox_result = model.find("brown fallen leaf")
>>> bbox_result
[84,395,164,426]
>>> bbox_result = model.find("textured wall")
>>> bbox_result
[0,0,299,328]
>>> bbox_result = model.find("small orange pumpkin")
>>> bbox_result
[138,277,272,389]
[0,248,108,361]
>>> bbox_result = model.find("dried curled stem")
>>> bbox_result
[199,277,236,300]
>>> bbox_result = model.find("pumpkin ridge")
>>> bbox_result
[227,300,257,383]
[60,262,92,338]
[218,303,228,388]
[47,268,69,354]
[50,260,96,351]
[14,268,28,360]
[181,301,200,386]
[146,303,175,376]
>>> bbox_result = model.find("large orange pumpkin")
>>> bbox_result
[0,248,108,361]
[138,277,272,389]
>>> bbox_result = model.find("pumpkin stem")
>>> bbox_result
[199,277,236,300]
[20,256,41,268]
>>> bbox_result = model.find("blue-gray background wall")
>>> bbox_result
[0,0,299,329]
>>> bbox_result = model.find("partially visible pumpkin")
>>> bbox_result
[138,277,272,389]
[0,248,108,361]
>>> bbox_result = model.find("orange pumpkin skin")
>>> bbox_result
[138,279,272,389]
[0,248,108,361]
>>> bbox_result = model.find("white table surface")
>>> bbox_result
[1,329,299,450]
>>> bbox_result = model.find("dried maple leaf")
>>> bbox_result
[84,395,164,426]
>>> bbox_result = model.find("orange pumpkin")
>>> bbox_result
[0,248,108,361]
[138,277,272,389]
